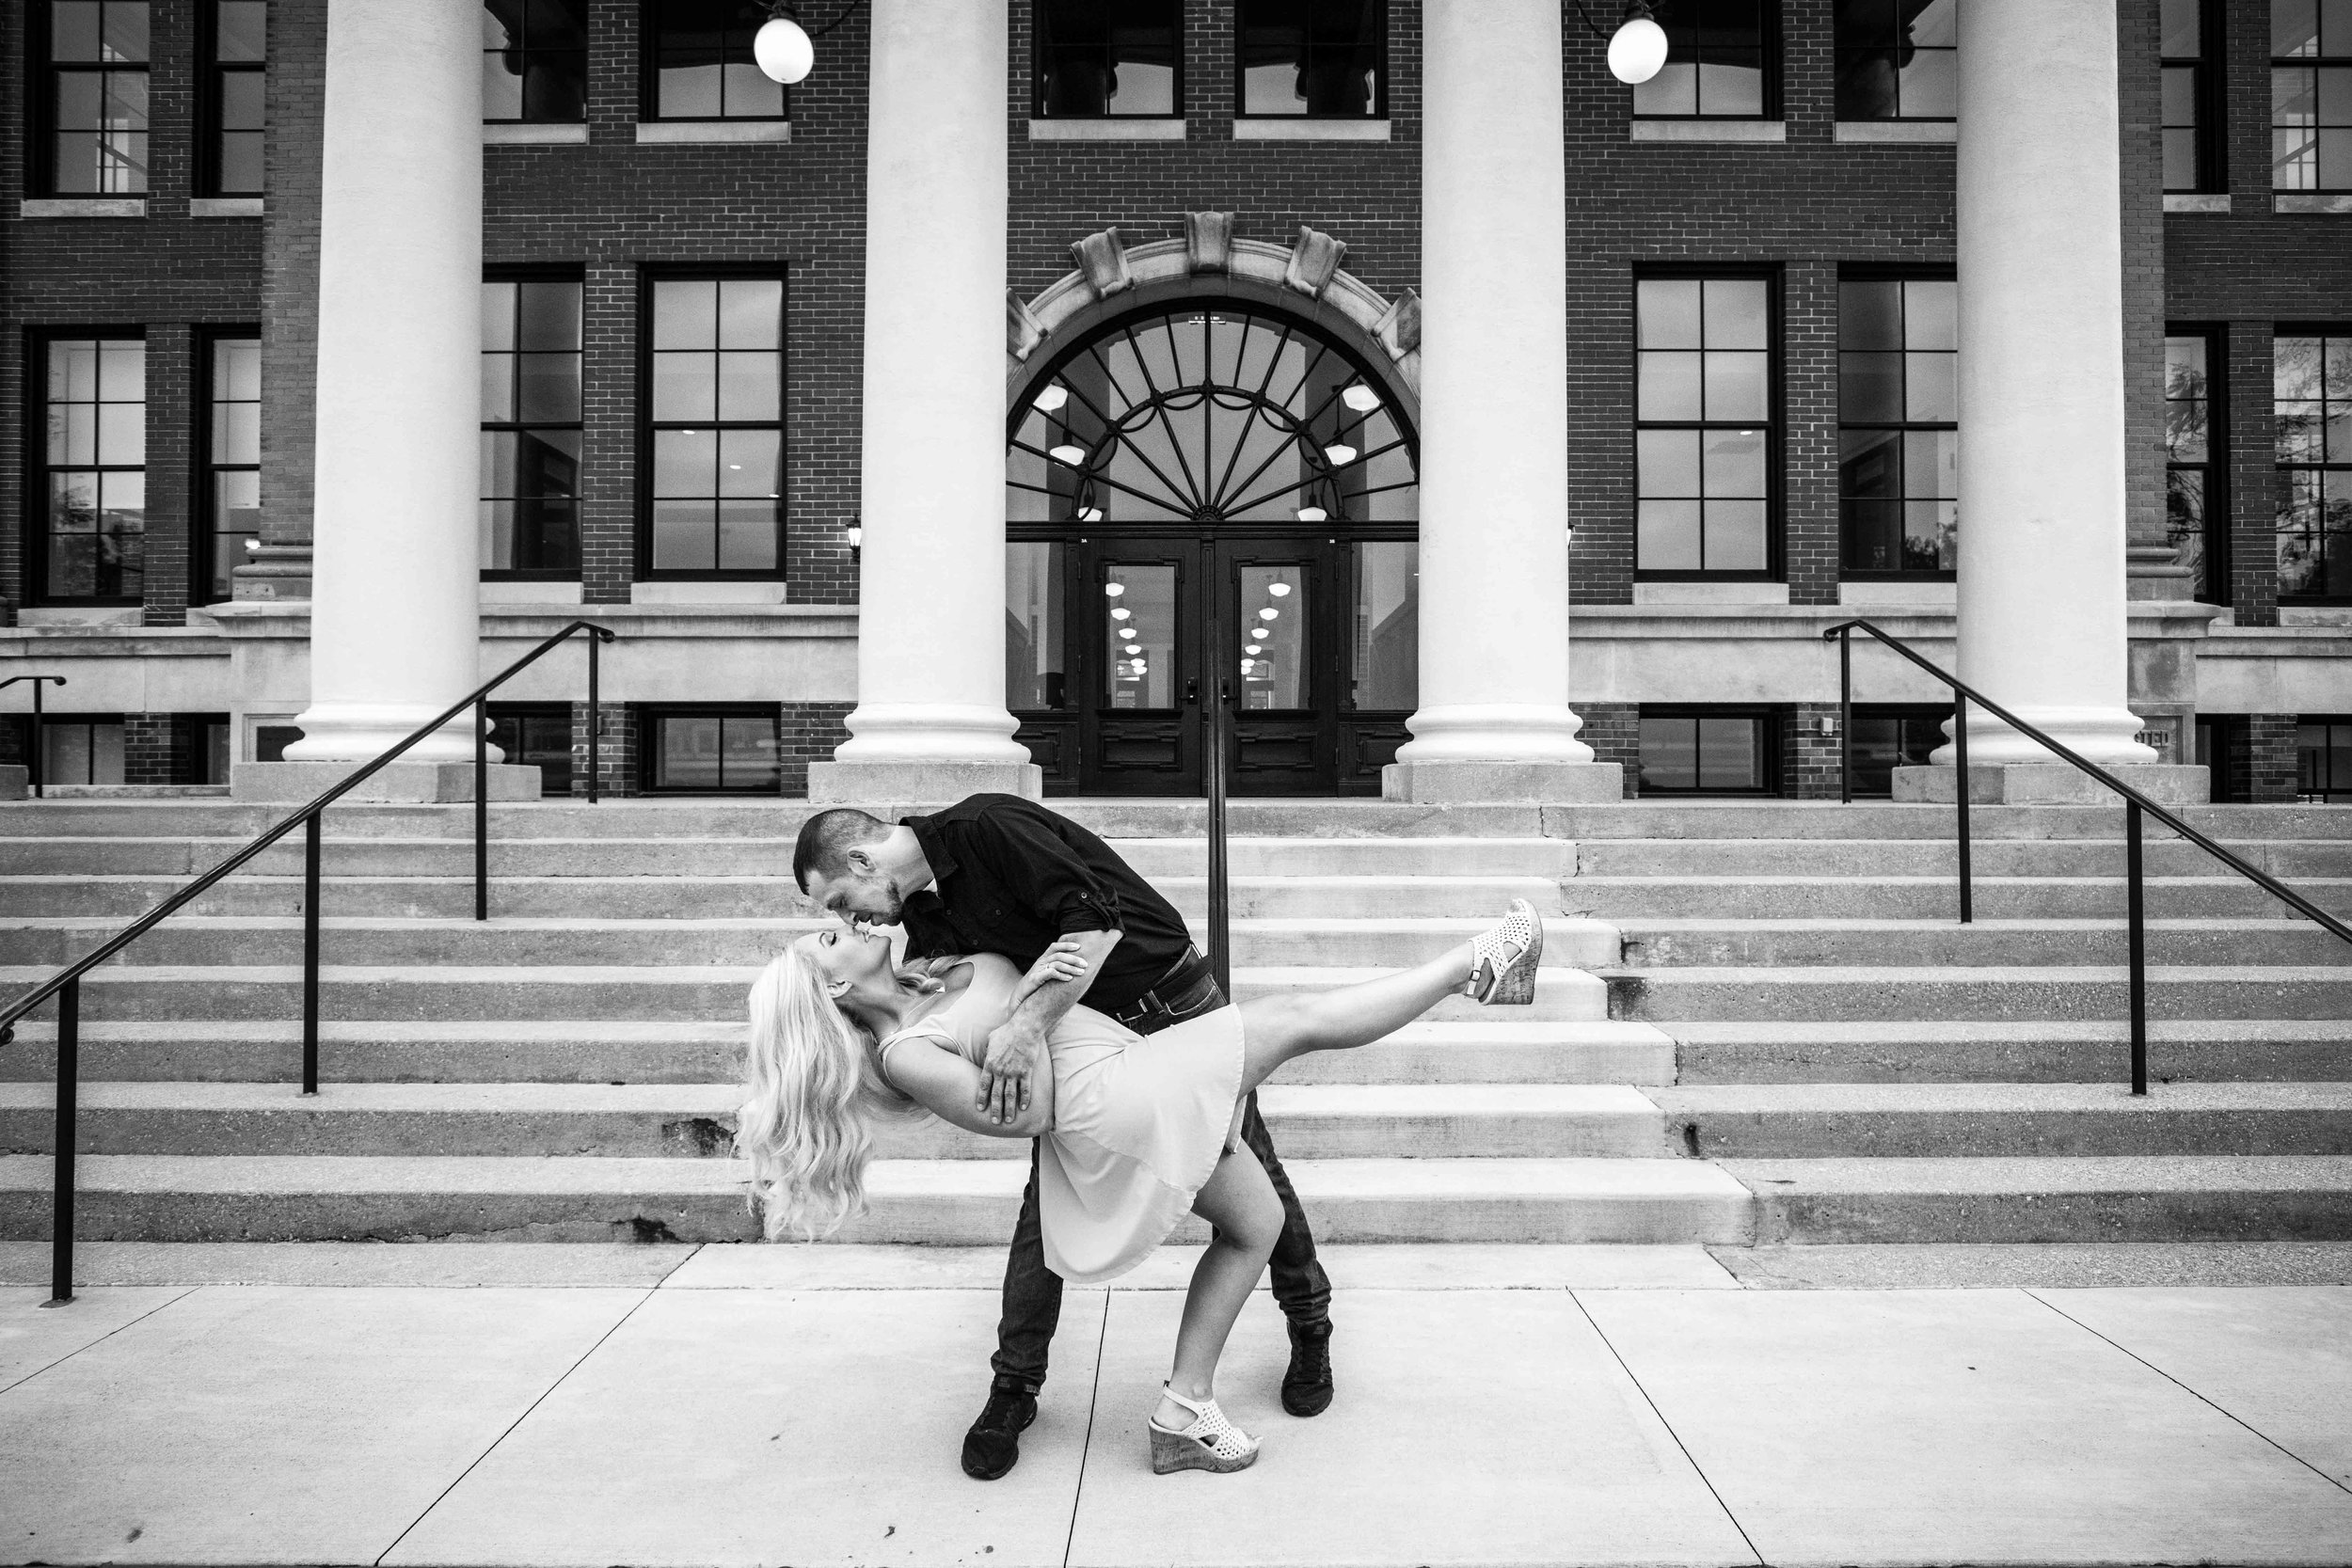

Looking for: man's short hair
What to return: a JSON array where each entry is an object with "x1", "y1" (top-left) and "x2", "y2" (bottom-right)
[{"x1": 793, "y1": 808, "x2": 891, "y2": 892}]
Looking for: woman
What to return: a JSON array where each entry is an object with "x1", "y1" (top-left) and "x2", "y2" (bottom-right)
[{"x1": 737, "y1": 899, "x2": 1544, "y2": 1475}]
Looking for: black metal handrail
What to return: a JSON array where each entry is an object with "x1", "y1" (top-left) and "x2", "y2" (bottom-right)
[
  {"x1": 1827, "y1": 617, "x2": 2352, "y2": 1097},
  {"x1": 0, "y1": 618, "x2": 616, "y2": 1306},
  {"x1": 3, "y1": 675, "x2": 70, "y2": 799}
]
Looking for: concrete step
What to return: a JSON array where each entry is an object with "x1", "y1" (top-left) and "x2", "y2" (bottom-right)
[
  {"x1": 1605, "y1": 965, "x2": 2352, "y2": 1023},
  {"x1": 1655, "y1": 1083, "x2": 2352, "y2": 1158},
  {"x1": 0, "y1": 1153, "x2": 1757, "y2": 1244},
  {"x1": 0, "y1": 963, "x2": 1614, "y2": 1025},
  {"x1": 0, "y1": 914, "x2": 1616, "y2": 972},
  {"x1": 1576, "y1": 838, "x2": 2352, "y2": 879},
  {"x1": 1666, "y1": 1019, "x2": 2352, "y2": 1085},
  {"x1": 1726, "y1": 1155, "x2": 2352, "y2": 1243},
  {"x1": 1567, "y1": 875, "x2": 2352, "y2": 922},
  {"x1": 1541, "y1": 802, "x2": 2352, "y2": 842},
  {"x1": 0, "y1": 1082, "x2": 1675, "y2": 1161},
  {"x1": 1613, "y1": 918, "x2": 2352, "y2": 970}
]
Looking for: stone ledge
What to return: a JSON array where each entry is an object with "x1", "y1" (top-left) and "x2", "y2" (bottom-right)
[
  {"x1": 1630, "y1": 119, "x2": 1787, "y2": 143},
  {"x1": 806, "y1": 760, "x2": 1042, "y2": 803},
  {"x1": 1383, "y1": 761, "x2": 1627, "y2": 804},
  {"x1": 19, "y1": 197, "x2": 146, "y2": 217},
  {"x1": 484, "y1": 122, "x2": 587, "y2": 145},
  {"x1": 230, "y1": 761, "x2": 545, "y2": 804},
  {"x1": 1026, "y1": 118, "x2": 1185, "y2": 140},
  {"x1": 1232, "y1": 117, "x2": 1391, "y2": 140},
  {"x1": 187, "y1": 197, "x2": 262, "y2": 217},
  {"x1": 1833, "y1": 120, "x2": 1955, "y2": 144},
  {"x1": 1892, "y1": 763, "x2": 2212, "y2": 807},
  {"x1": 634, "y1": 119, "x2": 791, "y2": 144}
]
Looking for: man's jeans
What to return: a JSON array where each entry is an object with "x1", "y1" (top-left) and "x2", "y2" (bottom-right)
[{"x1": 989, "y1": 978, "x2": 1331, "y2": 1393}]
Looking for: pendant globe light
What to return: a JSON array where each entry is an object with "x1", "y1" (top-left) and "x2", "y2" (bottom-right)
[
  {"x1": 754, "y1": 0, "x2": 869, "y2": 87},
  {"x1": 1577, "y1": 0, "x2": 1670, "y2": 87}
]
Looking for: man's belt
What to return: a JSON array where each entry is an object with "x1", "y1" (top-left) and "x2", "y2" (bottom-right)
[{"x1": 1105, "y1": 945, "x2": 1215, "y2": 1026}]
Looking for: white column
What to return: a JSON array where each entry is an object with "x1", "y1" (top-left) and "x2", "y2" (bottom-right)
[
  {"x1": 1384, "y1": 0, "x2": 1621, "y2": 803},
  {"x1": 1931, "y1": 0, "x2": 2167, "y2": 789},
  {"x1": 808, "y1": 0, "x2": 1038, "y2": 801},
  {"x1": 284, "y1": 0, "x2": 485, "y2": 767}
]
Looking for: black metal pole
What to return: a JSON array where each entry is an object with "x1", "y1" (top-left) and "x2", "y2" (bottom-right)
[
  {"x1": 1206, "y1": 678, "x2": 1232, "y2": 997},
  {"x1": 1838, "y1": 627, "x2": 1852, "y2": 805},
  {"x1": 586, "y1": 634, "x2": 602, "y2": 805},
  {"x1": 474, "y1": 698, "x2": 489, "y2": 922},
  {"x1": 2127, "y1": 799, "x2": 2149, "y2": 1096},
  {"x1": 302, "y1": 813, "x2": 322, "y2": 1096},
  {"x1": 46, "y1": 975, "x2": 78, "y2": 1307},
  {"x1": 31, "y1": 676, "x2": 46, "y2": 800},
  {"x1": 1952, "y1": 695, "x2": 1973, "y2": 925}
]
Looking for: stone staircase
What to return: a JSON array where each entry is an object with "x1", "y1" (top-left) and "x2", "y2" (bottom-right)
[{"x1": 1, "y1": 798, "x2": 2348, "y2": 1248}]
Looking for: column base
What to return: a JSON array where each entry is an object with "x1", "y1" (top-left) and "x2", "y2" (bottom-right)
[
  {"x1": 230, "y1": 760, "x2": 546, "y2": 803},
  {"x1": 804, "y1": 760, "x2": 1042, "y2": 804},
  {"x1": 0, "y1": 766, "x2": 25, "y2": 801},
  {"x1": 1381, "y1": 760, "x2": 1626, "y2": 803},
  {"x1": 1892, "y1": 763, "x2": 2211, "y2": 807}
]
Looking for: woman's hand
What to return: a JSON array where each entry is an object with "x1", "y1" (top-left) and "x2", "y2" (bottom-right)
[{"x1": 1012, "y1": 938, "x2": 1090, "y2": 1006}]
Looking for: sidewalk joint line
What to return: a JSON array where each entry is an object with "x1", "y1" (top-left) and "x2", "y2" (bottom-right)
[
  {"x1": 650, "y1": 1241, "x2": 707, "y2": 1287},
  {"x1": 0, "y1": 1284, "x2": 199, "y2": 1399},
  {"x1": 2024, "y1": 1288, "x2": 2352, "y2": 1498},
  {"x1": 372, "y1": 1283, "x2": 660, "y2": 1565},
  {"x1": 1568, "y1": 1290, "x2": 1768, "y2": 1567},
  {"x1": 1061, "y1": 1289, "x2": 1112, "y2": 1568}
]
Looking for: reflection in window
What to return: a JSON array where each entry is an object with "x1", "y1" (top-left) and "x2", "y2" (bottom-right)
[
  {"x1": 1839, "y1": 277, "x2": 1958, "y2": 576},
  {"x1": 2165, "y1": 334, "x2": 2224, "y2": 604},
  {"x1": 2303, "y1": 716, "x2": 2352, "y2": 800},
  {"x1": 206, "y1": 1, "x2": 264, "y2": 194},
  {"x1": 650, "y1": 0, "x2": 787, "y2": 119},
  {"x1": 2162, "y1": 0, "x2": 2209, "y2": 193},
  {"x1": 44, "y1": 0, "x2": 150, "y2": 195},
  {"x1": 1036, "y1": 0, "x2": 1179, "y2": 117},
  {"x1": 482, "y1": 278, "x2": 583, "y2": 575},
  {"x1": 1008, "y1": 543, "x2": 1069, "y2": 710},
  {"x1": 1848, "y1": 705, "x2": 1950, "y2": 798},
  {"x1": 1835, "y1": 0, "x2": 1955, "y2": 121},
  {"x1": 484, "y1": 0, "x2": 588, "y2": 123},
  {"x1": 42, "y1": 338, "x2": 145, "y2": 601},
  {"x1": 2273, "y1": 0, "x2": 2352, "y2": 201},
  {"x1": 1237, "y1": 0, "x2": 1382, "y2": 117},
  {"x1": 1639, "y1": 712, "x2": 1773, "y2": 795},
  {"x1": 487, "y1": 704, "x2": 575, "y2": 795},
  {"x1": 39, "y1": 719, "x2": 127, "y2": 786},
  {"x1": 1239, "y1": 566, "x2": 1306, "y2": 710},
  {"x1": 1636, "y1": 278, "x2": 1772, "y2": 574},
  {"x1": 647, "y1": 708, "x2": 780, "y2": 792},
  {"x1": 1348, "y1": 542, "x2": 1418, "y2": 711},
  {"x1": 201, "y1": 336, "x2": 260, "y2": 604},
  {"x1": 1104, "y1": 564, "x2": 1176, "y2": 709},
  {"x1": 2275, "y1": 332, "x2": 2352, "y2": 600},
  {"x1": 1633, "y1": 0, "x2": 1771, "y2": 119},
  {"x1": 648, "y1": 277, "x2": 785, "y2": 573}
]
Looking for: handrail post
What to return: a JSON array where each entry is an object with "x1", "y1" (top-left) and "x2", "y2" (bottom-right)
[
  {"x1": 302, "y1": 814, "x2": 322, "y2": 1096},
  {"x1": 1206, "y1": 678, "x2": 1232, "y2": 997},
  {"x1": 46, "y1": 975, "x2": 78, "y2": 1307},
  {"x1": 585, "y1": 631, "x2": 602, "y2": 805},
  {"x1": 474, "y1": 698, "x2": 489, "y2": 922},
  {"x1": 1838, "y1": 627, "x2": 1852, "y2": 805},
  {"x1": 32, "y1": 675, "x2": 48, "y2": 800},
  {"x1": 1951, "y1": 693, "x2": 1973, "y2": 925},
  {"x1": 2126, "y1": 799, "x2": 2149, "y2": 1096}
]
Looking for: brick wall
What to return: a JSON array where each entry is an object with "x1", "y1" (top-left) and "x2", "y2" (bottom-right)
[
  {"x1": 571, "y1": 701, "x2": 636, "y2": 798},
  {"x1": 2118, "y1": 0, "x2": 2170, "y2": 571},
  {"x1": 1782, "y1": 702, "x2": 1842, "y2": 799},
  {"x1": 122, "y1": 712, "x2": 178, "y2": 784},
  {"x1": 779, "y1": 700, "x2": 854, "y2": 799},
  {"x1": 249, "y1": 0, "x2": 326, "y2": 593},
  {"x1": 1577, "y1": 701, "x2": 1641, "y2": 800},
  {"x1": 2242, "y1": 713, "x2": 2301, "y2": 802}
]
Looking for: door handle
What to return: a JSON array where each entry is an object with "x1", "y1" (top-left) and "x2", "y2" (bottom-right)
[{"x1": 1184, "y1": 677, "x2": 1200, "y2": 707}]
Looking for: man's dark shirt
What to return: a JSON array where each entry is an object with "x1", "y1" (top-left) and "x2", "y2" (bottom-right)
[{"x1": 896, "y1": 794, "x2": 1194, "y2": 1015}]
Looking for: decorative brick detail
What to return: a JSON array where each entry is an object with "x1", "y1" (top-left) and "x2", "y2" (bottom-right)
[
  {"x1": 2242, "y1": 713, "x2": 2301, "y2": 803},
  {"x1": 141, "y1": 325, "x2": 196, "y2": 625},
  {"x1": 780, "y1": 701, "x2": 854, "y2": 799},
  {"x1": 571, "y1": 701, "x2": 637, "y2": 798},
  {"x1": 122, "y1": 713, "x2": 178, "y2": 784},
  {"x1": 1577, "y1": 702, "x2": 1642, "y2": 800},
  {"x1": 1783, "y1": 261, "x2": 1841, "y2": 606},
  {"x1": 579, "y1": 262, "x2": 639, "y2": 607},
  {"x1": 1782, "y1": 703, "x2": 1844, "y2": 800}
]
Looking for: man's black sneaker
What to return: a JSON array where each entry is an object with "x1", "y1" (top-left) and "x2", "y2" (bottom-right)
[
  {"x1": 961, "y1": 1374, "x2": 1039, "y2": 1480},
  {"x1": 1281, "y1": 1318, "x2": 1334, "y2": 1418}
]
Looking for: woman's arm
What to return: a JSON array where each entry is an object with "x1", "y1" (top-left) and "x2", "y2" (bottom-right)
[
  {"x1": 883, "y1": 1033, "x2": 1056, "y2": 1140},
  {"x1": 1010, "y1": 938, "x2": 1091, "y2": 1008}
]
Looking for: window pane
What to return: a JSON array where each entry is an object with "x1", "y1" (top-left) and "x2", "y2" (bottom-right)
[
  {"x1": 1349, "y1": 541, "x2": 1417, "y2": 710},
  {"x1": 1240, "y1": 0, "x2": 1381, "y2": 116},
  {"x1": 1902, "y1": 281, "x2": 1957, "y2": 350},
  {"x1": 1841, "y1": 427, "x2": 1901, "y2": 499},
  {"x1": 654, "y1": 280, "x2": 718, "y2": 349},
  {"x1": 1639, "y1": 717, "x2": 1699, "y2": 791},
  {"x1": 2277, "y1": 0, "x2": 2321, "y2": 56},
  {"x1": 218, "y1": 70, "x2": 262, "y2": 129},
  {"x1": 216, "y1": 128, "x2": 262, "y2": 192},
  {"x1": 1007, "y1": 542, "x2": 1068, "y2": 710},
  {"x1": 652, "y1": 352, "x2": 716, "y2": 422},
  {"x1": 1898, "y1": 47, "x2": 1956, "y2": 117},
  {"x1": 516, "y1": 281, "x2": 581, "y2": 350},
  {"x1": 1239, "y1": 565, "x2": 1306, "y2": 710},
  {"x1": 516, "y1": 353, "x2": 579, "y2": 422},
  {"x1": 1699, "y1": 58, "x2": 1764, "y2": 118},
  {"x1": 2162, "y1": 0, "x2": 2201, "y2": 57},
  {"x1": 1104, "y1": 563, "x2": 1175, "y2": 708},
  {"x1": 102, "y1": 1, "x2": 150, "y2": 60},
  {"x1": 1842, "y1": 353, "x2": 1905, "y2": 422},
  {"x1": 1905, "y1": 352, "x2": 1958, "y2": 421},
  {"x1": 2165, "y1": 126, "x2": 2201, "y2": 191},
  {"x1": 719, "y1": 715, "x2": 780, "y2": 790},
  {"x1": 1638, "y1": 428, "x2": 1702, "y2": 497},
  {"x1": 1704, "y1": 351, "x2": 1769, "y2": 422},
  {"x1": 716, "y1": 500, "x2": 775, "y2": 569},
  {"x1": 654, "y1": 428, "x2": 718, "y2": 496},
  {"x1": 716, "y1": 351, "x2": 779, "y2": 420},
  {"x1": 657, "y1": 715, "x2": 724, "y2": 789},
  {"x1": 717, "y1": 428, "x2": 779, "y2": 497},
  {"x1": 651, "y1": 499, "x2": 716, "y2": 570},
  {"x1": 660, "y1": 62, "x2": 723, "y2": 118},
  {"x1": 1638, "y1": 280, "x2": 1704, "y2": 350},
  {"x1": 1839, "y1": 281, "x2": 1903, "y2": 349},
  {"x1": 1638, "y1": 499, "x2": 1703, "y2": 569},
  {"x1": 215, "y1": 0, "x2": 265, "y2": 60},
  {"x1": 1038, "y1": 0, "x2": 1180, "y2": 117},
  {"x1": 1902, "y1": 428, "x2": 1958, "y2": 499},
  {"x1": 52, "y1": 2, "x2": 104, "y2": 59},
  {"x1": 1703, "y1": 500, "x2": 1767, "y2": 570},
  {"x1": 1702, "y1": 429, "x2": 1767, "y2": 497},
  {"x1": 1704, "y1": 280, "x2": 1770, "y2": 350},
  {"x1": 718, "y1": 278, "x2": 783, "y2": 348},
  {"x1": 1638, "y1": 351, "x2": 1704, "y2": 421},
  {"x1": 1695, "y1": 717, "x2": 1763, "y2": 790},
  {"x1": 1633, "y1": 61, "x2": 1699, "y2": 117}
]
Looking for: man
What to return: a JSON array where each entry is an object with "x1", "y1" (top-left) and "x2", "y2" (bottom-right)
[{"x1": 793, "y1": 795, "x2": 1334, "y2": 1481}]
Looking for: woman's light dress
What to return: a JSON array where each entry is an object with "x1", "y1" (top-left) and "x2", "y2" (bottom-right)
[{"x1": 876, "y1": 955, "x2": 1246, "y2": 1285}]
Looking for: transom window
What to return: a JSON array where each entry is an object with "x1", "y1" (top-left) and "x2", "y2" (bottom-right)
[
  {"x1": 203, "y1": 1, "x2": 264, "y2": 196},
  {"x1": 1838, "y1": 277, "x2": 1958, "y2": 577},
  {"x1": 482, "y1": 277, "x2": 583, "y2": 577},
  {"x1": 646, "y1": 277, "x2": 785, "y2": 575},
  {"x1": 485, "y1": 0, "x2": 589, "y2": 123},
  {"x1": 40, "y1": 0, "x2": 151, "y2": 196},
  {"x1": 1237, "y1": 0, "x2": 1384, "y2": 118},
  {"x1": 2273, "y1": 0, "x2": 2352, "y2": 206},
  {"x1": 200, "y1": 334, "x2": 261, "y2": 604},
  {"x1": 1633, "y1": 0, "x2": 1773, "y2": 119},
  {"x1": 2162, "y1": 0, "x2": 2213, "y2": 194},
  {"x1": 40, "y1": 336, "x2": 146, "y2": 602},
  {"x1": 1635, "y1": 277, "x2": 1773, "y2": 576},
  {"x1": 1009, "y1": 307, "x2": 1416, "y2": 527},
  {"x1": 2275, "y1": 331, "x2": 2352, "y2": 601},
  {"x1": 2165, "y1": 332, "x2": 2225, "y2": 605},
  {"x1": 647, "y1": 0, "x2": 787, "y2": 119},
  {"x1": 1835, "y1": 0, "x2": 1955, "y2": 122},
  {"x1": 1035, "y1": 0, "x2": 1180, "y2": 118}
]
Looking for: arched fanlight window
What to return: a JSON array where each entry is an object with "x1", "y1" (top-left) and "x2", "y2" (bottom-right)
[{"x1": 1008, "y1": 305, "x2": 1417, "y2": 526}]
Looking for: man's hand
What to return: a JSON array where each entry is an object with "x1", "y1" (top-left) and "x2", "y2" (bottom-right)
[{"x1": 977, "y1": 1019, "x2": 1044, "y2": 1126}]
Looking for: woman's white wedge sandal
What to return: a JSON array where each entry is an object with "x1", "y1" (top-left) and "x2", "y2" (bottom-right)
[
  {"x1": 1466, "y1": 897, "x2": 1544, "y2": 1006},
  {"x1": 1148, "y1": 1384, "x2": 1261, "y2": 1474}
]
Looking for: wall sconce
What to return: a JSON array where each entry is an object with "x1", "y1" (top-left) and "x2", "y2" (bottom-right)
[
  {"x1": 754, "y1": 0, "x2": 868, "y2": 86},
  {"x1": 1574, "y1": 0, "x2": 1670, "y2": 86},
  {"x1": 844, "y1": 518, "x2": 863, "y2": 563}
]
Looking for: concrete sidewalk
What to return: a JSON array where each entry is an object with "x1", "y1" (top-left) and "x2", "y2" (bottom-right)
[{"x1": 3, "y1": 1243, "x2": 2350, "y2": 1567}]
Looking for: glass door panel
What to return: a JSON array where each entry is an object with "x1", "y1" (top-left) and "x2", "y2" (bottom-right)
[
  {"x1": 1104, "y1": 562, "x2": 1178, "y2": 709},
  {"x1": 1083, "y1": 539, "x2": 1200, "y2": 794},
  {"x1": 1237, "y1": 564, "x2": 1307, "y2": 709},
  {"x1": 1218, "y1": 539, "x2": 1328, "y2": 795}
]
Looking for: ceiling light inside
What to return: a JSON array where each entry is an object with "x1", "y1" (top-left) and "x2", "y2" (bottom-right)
[
  {"x1": 1342, "y1": 384, "x2": 1381, "y2": 413},
  {"x1": 1049, "y1": 444, "x2": 1087, "y2": 466},
  {"x1": 1034, "y1": 385, "x2": 1070, "y2": 414}
]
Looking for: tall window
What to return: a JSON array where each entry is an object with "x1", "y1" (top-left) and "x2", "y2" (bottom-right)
[
  {"x1": 1835, "y1": 0, "x2": 1955, "y2": 121},
  {"x1": 646, "y1": 277, "x2": 784, "y2": 575},
  {"x1": 2162, "y1": 0, "x2": 2214, "y2": 194},
  {"x1": 39, "y1": 337, "x2": 146, "y2": 602},
  {"x1": 203, "y1": 1, "x2": 264, "y2": 196},
  {"x1": 2276, "y1": 331, "x2": 2352, "y2": 601},
  {"x1": 1035, "y1": 0, "x2": 1180, "y2": 118},
  {"x1": 2273, "y1": 0, "x2": 2352, "y2": 205},
  {"x1": 1633, "y1": 0, "x2": 1773, "y2": 119},
  {"x1": 40, "y1": 1, "x2": 151, "y2": 195},
  {"x1": 2165, "y1": 332, "x2": 2225, "y2": 604},
  {"x1": 482, "y1": 277, "x2": 583, "y2": 578},
  {"x1": 1839, "y1": 277, "x2": 1958, "y2": 577},
  {"x1": 484, "y1": 0, "x2": 588, "y2": 123},
  {"x1": 1007, "y1": 542, "x2": 1069, "y2": 712},
  {"x1": 200, "y1": 335, "x2": 261, "y2": 604},
  {"x1": 646, "y1": 0, "x2": 787, "y2": 120},
  {"x1": 1635, "y1": 277, "x2": 1773, "y2": 576},
  {"x1": 1237, "y1": 0, "x2": 1383, "y2": 118}
]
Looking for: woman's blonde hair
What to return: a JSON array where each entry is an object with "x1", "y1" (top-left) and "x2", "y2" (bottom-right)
[{"x1": 736, "y1": 941, "x2": 930, "y2": 1241}]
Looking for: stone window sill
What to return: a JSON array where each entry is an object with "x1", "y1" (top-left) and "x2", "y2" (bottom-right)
[
  {"x1": 480, "y1": 579, "x2": 582, "y2": 605},
  {"x1": 635, "y1": 120, "x2": 792, "y2": 145},
  {"x1": 20, "y1": 197, "x2": 145, "y2": 217},
  {"x1": 1834, "y1": 120, "x2": 1956, "y2": 144},
  {"x1": 1840, "y1": 579, "x2": 1958, "y2": 608},
  {"x1": 1630, "y1": 119, "x2": 1786, "y2": 143},
  {"x1": 1027, "y1": 118, "x2": 1186, "y2": 141},
  {"x1": 189, "y1": 197, "x2": 262, "y2": 216},
  {"x1": 1232, "y1": 117, "x2": 1391, "y2": 141},
  {"x1": 2164, "y1": 193, "x2": 2231, "y2": 213},
  {"x1": 2275, "y1": 193, "x2": 2352, "y2": 214},
  {"x1": 485, "y1": 122, "x2": 588, "y2": 145},
  {"x1": 631, "y1": 580, "x2": 789, "y2": 605},
  {"x1": 1633, "y1": 581, "x2": 1791, "y2": 606}
]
